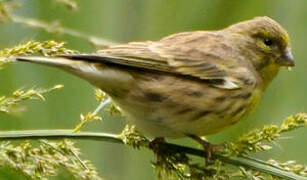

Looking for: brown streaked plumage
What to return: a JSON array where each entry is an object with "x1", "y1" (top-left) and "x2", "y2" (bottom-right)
[{"x1": 15, "y1": 17, "x2": 294, "y2": 158}]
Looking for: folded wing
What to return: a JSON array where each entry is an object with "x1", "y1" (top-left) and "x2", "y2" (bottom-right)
[{"x1": 60, "y1": 31, "x2": 255, "y2": 89}]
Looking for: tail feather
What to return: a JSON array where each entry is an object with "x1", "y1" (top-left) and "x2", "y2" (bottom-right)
[
  {"x1": 15, "y1": 56, "x2": 77, "y2": 69},
  {"x1": 15, "y1": 56, "x2": 134, "y2": 96}
]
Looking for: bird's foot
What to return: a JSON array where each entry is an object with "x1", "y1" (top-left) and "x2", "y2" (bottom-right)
[
  {"x1": 149, "y1": 137, "x2": 166, "y2": 153},
  {"x1": 187, "y1": 134, "x2": 224, "y2": 165}
]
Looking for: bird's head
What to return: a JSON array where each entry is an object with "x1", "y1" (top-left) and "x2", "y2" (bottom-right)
[{"x1": 226, "y1": 16, "x2": 294, "y2": 88}]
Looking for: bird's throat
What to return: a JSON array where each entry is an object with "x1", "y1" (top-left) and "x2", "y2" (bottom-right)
[{"x1": 260, "y1": 63, "x2": 280, "y2": 90}]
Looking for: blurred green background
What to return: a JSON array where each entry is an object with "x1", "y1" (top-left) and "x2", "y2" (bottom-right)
[{"x1": 0, "y1": 0, "x2": 306, "y2": 179}]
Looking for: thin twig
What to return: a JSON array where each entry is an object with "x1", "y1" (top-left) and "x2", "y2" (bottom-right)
[
  {"x1": 0, "y1": 130, "x2": 305, "y2": 180},
  {"x1": 11, "y1": 15, "x2": 117, "y2": 48},
  {"x1": 73, "y1": 97, "x2": 111, "y2": 132},
  {"x1": 94, "y1": 97, "x2": 111, "y2": 114}
]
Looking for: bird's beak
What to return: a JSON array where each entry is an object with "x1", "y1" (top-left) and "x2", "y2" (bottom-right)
[{"x1": 277, "y1": 48, "x2": 295, "y2": 67}]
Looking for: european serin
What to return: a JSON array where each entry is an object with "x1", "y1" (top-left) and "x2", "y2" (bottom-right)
[{"x1": 16, "y1": 16, "x2": 294, "y2": 160}]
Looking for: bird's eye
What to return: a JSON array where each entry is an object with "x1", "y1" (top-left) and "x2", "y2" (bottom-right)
[{"x1": 263, "y1": 38, "x2": 273, "y2": 46}]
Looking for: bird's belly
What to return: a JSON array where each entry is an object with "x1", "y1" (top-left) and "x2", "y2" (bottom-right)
[
  {"x1": 108, "y1": 72, "x2": 259, "y2": 138},
  {"x1": 112, "y1": 94, "x2": 254, "y2": 138},
  {"x1": 124, "y1": 113, "x2": 236, "y2": 138}
]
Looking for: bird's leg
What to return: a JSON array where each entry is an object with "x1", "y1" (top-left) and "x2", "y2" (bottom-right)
[
  {"x1": 149, "y1": 137, "x2": 166, "y2": 152},
  {"x1": 187, "y1": 134, "x2": 222, "y2": 165}
]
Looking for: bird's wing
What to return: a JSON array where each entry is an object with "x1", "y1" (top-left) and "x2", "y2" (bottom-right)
[{"x1": 60, "y1": 32, "x2": 253, "y2": 89}]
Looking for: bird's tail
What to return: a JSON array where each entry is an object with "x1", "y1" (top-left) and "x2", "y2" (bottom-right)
[
  {"x1": 15, "y1": 56, "x2": 133, "y2": 96},
  {"x1": 15, "y1": 56, "x2": 79, "y2": 70}
]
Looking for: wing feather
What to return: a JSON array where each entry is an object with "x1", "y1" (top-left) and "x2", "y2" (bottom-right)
[{"x1": 60, "y1": 32, "x2": 256, "y2": 89}]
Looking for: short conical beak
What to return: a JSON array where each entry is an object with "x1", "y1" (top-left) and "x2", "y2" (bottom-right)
[{"x1": 278, "y1": 49, "x2": 295, "y2": 67}]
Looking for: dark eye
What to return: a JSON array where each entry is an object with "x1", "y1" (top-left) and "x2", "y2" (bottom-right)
[{"x1": 264, "y1": 38, "x2": 273, "y2": 46}]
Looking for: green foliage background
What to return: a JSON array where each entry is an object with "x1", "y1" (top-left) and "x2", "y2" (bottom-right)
[{"x1": 0, "y1": 0, "x2": 306, "y2": 179}]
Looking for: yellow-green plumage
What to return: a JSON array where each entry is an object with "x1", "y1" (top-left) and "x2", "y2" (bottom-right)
[{"x1": 16, "y1": 16, "x2": 294, "y2": 138}]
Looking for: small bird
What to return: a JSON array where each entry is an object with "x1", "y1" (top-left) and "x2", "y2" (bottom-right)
[{"x1": 16, "y1": 16, "x2": 294, "y2": 160}]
